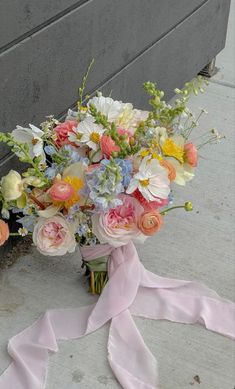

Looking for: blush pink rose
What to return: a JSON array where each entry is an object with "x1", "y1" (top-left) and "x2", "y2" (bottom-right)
[
  {"x1": 54, "y1": 120, "x2": 77, "y2": 148},
  {"x1": 92, "y1": 194, "x2": 145, "y2": 247},
  {"x1": 33, "y1": 215, "x2": 76, "y2": 256},
  {"x1": 100, "y1": 135, "x2": 120, "y2": 158},
  {"x1": 49, "y1": 180, "x2": 74, "y2": 202},
  {"x1": 184, "y1": 143, "x2": 198, "y2": 167},
  {"x1": 0, "y1": 220, "x2": 10, "y2": 246}
]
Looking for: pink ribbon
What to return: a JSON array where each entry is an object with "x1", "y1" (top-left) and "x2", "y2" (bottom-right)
[{"x1": 0, "y1": 242, "x2": 234, "y2": 388}]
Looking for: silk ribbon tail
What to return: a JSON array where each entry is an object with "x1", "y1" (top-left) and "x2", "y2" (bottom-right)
[
  {"x1": 0, "y1": 305, "x2": 97, "y2": 389},
  {"x1": 108, "y1": 309, "x2": 159, "y2": 389},
  {"x1": 131, "y1": 272, "x2": 235, "y2": 338}
]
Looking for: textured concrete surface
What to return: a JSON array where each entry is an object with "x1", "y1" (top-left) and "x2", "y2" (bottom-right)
[{"x1": 0, "y1": 4, "x2": 235, "y2": 389}]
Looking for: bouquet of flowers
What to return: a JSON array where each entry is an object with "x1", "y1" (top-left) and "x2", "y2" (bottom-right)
[
  {"x1": 0, "y1": 69, "x2": 223, "y2": 293},
  {"x1": 1, "y1": 68, "x2": 234, "y2": 389}
]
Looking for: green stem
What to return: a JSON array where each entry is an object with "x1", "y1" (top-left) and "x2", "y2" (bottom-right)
[
  {"x1": 160, "y1": 205, "x2": 185, "y2": 214},
  {"x1": 10, "y1": 233, "x2": 32, "y2": 236}
]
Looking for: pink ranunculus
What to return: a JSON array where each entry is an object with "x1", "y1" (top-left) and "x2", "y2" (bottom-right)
[
  {"x1": 184, "y1": 143, "x2": 198, "y2": 167},
  {"x1": 92, "y1": 194, "x2": 145, "y2": 247},
  {"x1": 49, "y1": 180, "x2": 74, "y2": 202},
  {"x1": 33, "y1": 215, "x2": 76, "y2": 256},
  {"x1": 54, "y1": 120, "x2": 77, "y2": 148},
  {"x1": 100, "y1": 135, "x2": 120, "y2": 158}
]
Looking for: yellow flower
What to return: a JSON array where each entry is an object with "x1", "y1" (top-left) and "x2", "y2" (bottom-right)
[
  {"x1": 162, "y1": 139, "x2": 184, "y2": 163},
  {"x1": 63, "y1": 176, "x2": 84, "y2": 209}
]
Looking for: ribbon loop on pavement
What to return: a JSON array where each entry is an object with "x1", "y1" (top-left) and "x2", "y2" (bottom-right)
[{"x1": 0, "y1": 242, "x2": 234, "y2": 389}]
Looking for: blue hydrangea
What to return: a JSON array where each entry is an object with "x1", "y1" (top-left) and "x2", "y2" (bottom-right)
[
  {"x1": 113, "y1": 158, "x2": 132, "y2": 187},
  {"x1": 86, "y1": 159, "x2": 124, "y2": 211}
]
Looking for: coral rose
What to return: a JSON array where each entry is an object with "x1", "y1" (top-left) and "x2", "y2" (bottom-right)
[
  {"x1": 92, "y1": 194, "x2": 145, "y2": 247},
  {"x1": 184, "y1": 143, "x2": 198, "y2": 167},
  {"x1": 160, "y1": 159, "x2": 176, "y2": 181},
  {"x1": 33, "y1": 215, "x2": 76, "y2": 256},
  {"x1": 100, "y1": 135, "x2": 120, "y2": 158},
  {"x1": 54, "y1": 120, "x2": 77, "y2": 148},
  {"x1": 138, "y1": 210, "x2": 163, "y2": 236},
  {"x1": 0, "y1": 220, "x2": 10, "y2": 246}
]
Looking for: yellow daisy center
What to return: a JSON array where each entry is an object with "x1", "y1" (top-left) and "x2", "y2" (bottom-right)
[
  {"x1": 63, "y1": 176, "x2": 84, "y2": 209},
  {"x1": 162, "y1": 139, "x2": 184, "y2": 163},
  {"x1": 90, "y1": 132, "x2": 100, "y2": 144},
  {"x1": 139, "y1": 179, "x2": 150, "y2": 187}
]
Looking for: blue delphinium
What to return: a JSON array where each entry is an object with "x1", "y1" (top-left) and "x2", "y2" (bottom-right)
[
  {"x1": 44, "y1": 145, "x2": 56, "y2": 156},
  {"x1": 60, "y1": 145, "x2": 89, "y2": 165},
  {"x1": 45, "y1": 163, "x2": 60, "y2": 179},
  {"x1": 86, "y1": 159, "x2": 124, "y2": 211}
]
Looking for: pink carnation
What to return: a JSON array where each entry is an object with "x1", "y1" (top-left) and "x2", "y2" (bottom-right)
[
  {"x1": 92, "y1": 194, "x2": 145, "y2": 247},
  {"x1": 132, "y1": 189, "x2": 168, "y2": 210},
  {"x1": 100, "y1": 135, "x2": 120, "y2": 158},
  {"x1": 184, "y1": 143, "x2": 198, "y2": 167},
  {"x1": 54, "y1": 121, "x2": 77, "y2": 148}
]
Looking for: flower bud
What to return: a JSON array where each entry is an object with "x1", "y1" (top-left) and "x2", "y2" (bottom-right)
[{"x1": 184, "y1": 201, "x2": 193, "y2": 211}]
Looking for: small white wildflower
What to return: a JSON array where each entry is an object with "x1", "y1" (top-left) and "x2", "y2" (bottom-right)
[{"x1": 18, "y1": 227, "x2": 28, "y2": 237}]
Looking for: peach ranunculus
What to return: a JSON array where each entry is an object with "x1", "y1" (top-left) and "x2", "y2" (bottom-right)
[
  {"x1": 184, "y1": 143, "x2": 198, "y2": 167},
  {"x1": 138, "y1": 210, "x2": 163, "y2": 236},
  {"x1": 49, "y1": 180, "x2": 74, "y2": 202},
  {"x1": 54, "y1": 120, "x2": 77, "y2": 148},
  {"x1": 33, "y1": 215, "x2": 76, "y2": 256},
  {"x1": 92, "y1": 194, "x2": 145, "y2": 247},
  {"x1": 100, "y1": 135, "x2": 120, "y2": 158},
  {"x1": 160, "y1": 159, "x2": 176, "y2": 181},
  {"x1": 0, "y1": 220, "x2": 10, "y2": 246}
]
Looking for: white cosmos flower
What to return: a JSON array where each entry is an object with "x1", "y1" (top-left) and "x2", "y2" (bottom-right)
[
  {"x1": 11, "y1": 124, "x2": 45, "y2": 162},
  {"x1": 69, "y1": 117, "x2": 105, "y2": 151},
  {"x1": 126, "y1": 157, "x2": 170, "y2": 201},
  {"x1": 88, "y1": 95, "x2": 133, "y2": 122}
]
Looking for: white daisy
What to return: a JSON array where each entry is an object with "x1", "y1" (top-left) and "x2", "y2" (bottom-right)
[
  {"x1": 11, "y1": 124, "x2": 45, "y2": 162},
  {"x1": 88, "y1": 95, "x2": 133, "y2": 122},
  {"x1": 69, "y1": 117, "x2": 105, "y2": 151},
  {"x1": 126, "y1": 157, "x2": 170, "y2": 201}
]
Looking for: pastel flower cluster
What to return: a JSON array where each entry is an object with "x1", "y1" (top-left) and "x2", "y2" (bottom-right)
[{"x1": 0, "y1": 75, "x2": 222, "y2": 255}]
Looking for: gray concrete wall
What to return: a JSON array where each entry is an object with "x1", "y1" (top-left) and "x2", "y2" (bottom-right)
[{"x1": 0, "y1": 0, "x2": 231, "y2": 256}]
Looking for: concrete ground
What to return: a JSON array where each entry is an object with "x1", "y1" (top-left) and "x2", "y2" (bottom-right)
[{"x1": 0, "y1": 4, "x2": 234, "y2": 389}]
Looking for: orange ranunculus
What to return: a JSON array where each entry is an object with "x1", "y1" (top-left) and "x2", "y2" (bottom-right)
[
  {"x1": 0, "y1": 220, "x2": 10, "y2": 246},
  {"x1": 160, "y1": 159, "x2": 176, "y2": 181},
  {"x1": 184, "y1": 143, "x2": 198, "y2": 167},
  {"x1": 138, "y1": 210, "x2": 163, "y2": 236}
]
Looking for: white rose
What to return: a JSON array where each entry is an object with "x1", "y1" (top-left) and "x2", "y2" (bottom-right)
[{"x1": 33, "y1": 215, "x2": 76, "y2": 256}]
